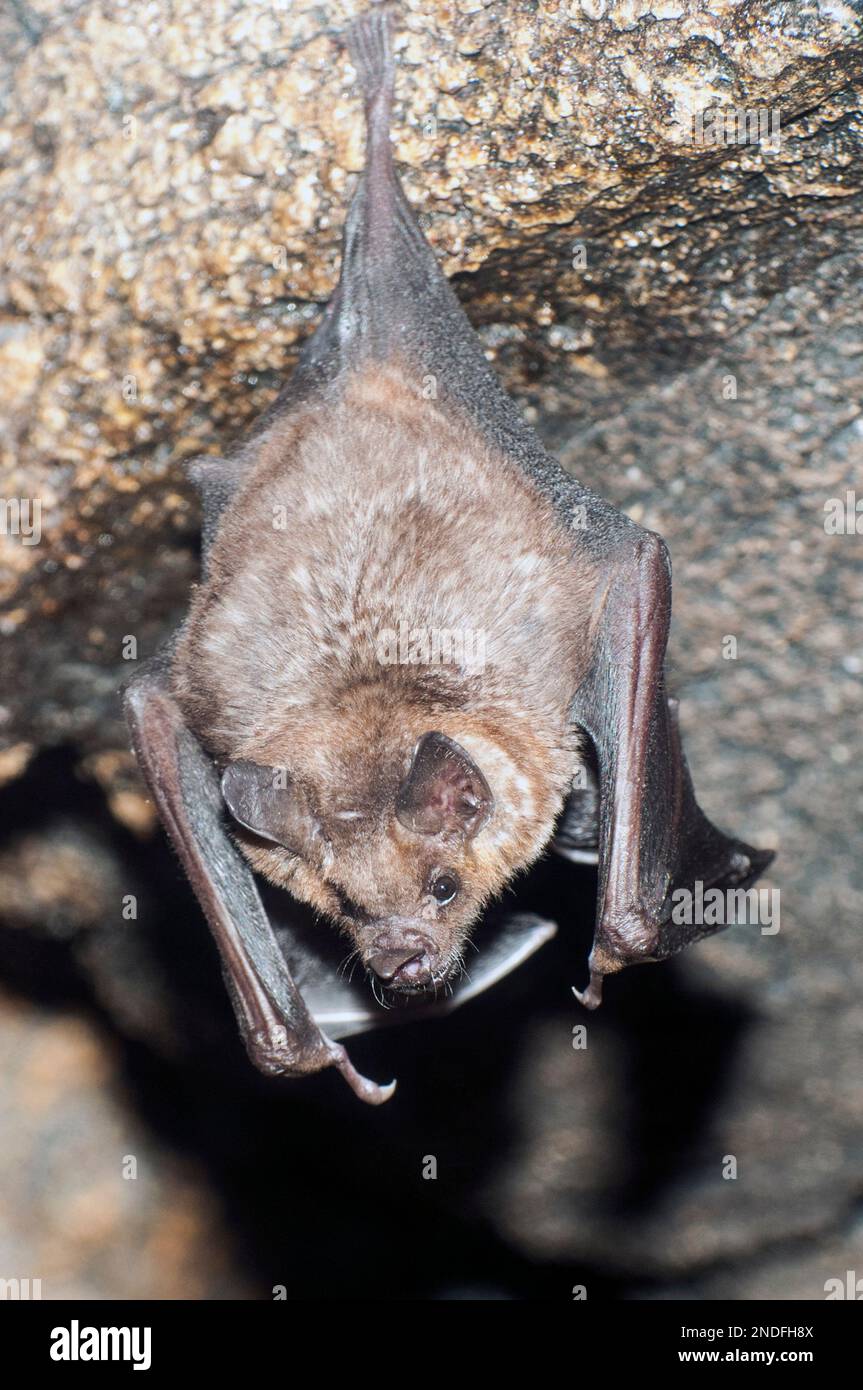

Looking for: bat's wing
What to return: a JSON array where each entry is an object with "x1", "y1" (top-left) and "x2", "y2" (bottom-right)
[
  {"x1": 123, "y1": 663, "x2": 395, "y2": 1103},
  {"x1": 566, "y1": 535, "x2": 774, "y2": 1007}
]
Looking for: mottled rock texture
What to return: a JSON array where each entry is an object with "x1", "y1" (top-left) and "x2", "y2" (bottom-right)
[
  {"x1": 0, "y1": 0, "x2": 861, "y2": 1299},
  {"x1": 0, "y1": 989, "x2": 248, "y2": 1299}
]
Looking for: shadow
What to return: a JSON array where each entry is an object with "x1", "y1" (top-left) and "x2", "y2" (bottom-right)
[{"x1": 607, "y1": 963, "x2": 755, "y2": 1217}]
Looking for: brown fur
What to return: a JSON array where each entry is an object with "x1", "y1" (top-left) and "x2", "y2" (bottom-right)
[{"x1": 172, "y1": 362, "x2": 594, "y2": 984}]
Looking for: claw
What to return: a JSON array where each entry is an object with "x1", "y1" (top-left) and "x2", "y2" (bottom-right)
[
  {"x1": 572, "y1": 968, "x2": 604, "y2": 1010},
  {"x1": 327, "y1": 1038, "x2": 397, "y2": 1105}
]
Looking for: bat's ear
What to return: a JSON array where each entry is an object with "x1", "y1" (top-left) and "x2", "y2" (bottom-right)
[
  {"x1": 221, "y1": 760, "x2": 320, "y2": 856},
  {"x1": 396, "y1": 732, "x2": 493, "y2": 838}
]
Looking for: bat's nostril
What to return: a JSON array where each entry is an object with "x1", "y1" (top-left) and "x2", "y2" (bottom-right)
[{"x1": 367, "y1": 947, "x2": 428, "y2": 983}]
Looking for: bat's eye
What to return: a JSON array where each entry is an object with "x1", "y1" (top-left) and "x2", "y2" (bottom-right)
[{"x1": 430, "y1": 871, "x2": 460, "y2": 905}]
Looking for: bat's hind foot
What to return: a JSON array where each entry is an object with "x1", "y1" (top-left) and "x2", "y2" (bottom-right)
[{"x1": 346, "y1": 6, "x2": 395, "y2": 112}]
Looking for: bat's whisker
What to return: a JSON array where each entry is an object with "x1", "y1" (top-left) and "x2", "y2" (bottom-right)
[{"x1": 338, "y1": 947, "x2": 361, "y2": 981}]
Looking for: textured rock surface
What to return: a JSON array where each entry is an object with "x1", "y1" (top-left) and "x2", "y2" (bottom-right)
[
  {"x1": 1, "y1": 0, "x2": 860, "y2": 748},
  {"x1": 0, "y1": 989, "x2": 248, "y2": 1299},
  {"x1": 0, "y1": 0, "x2": 861, "y2": 1300}
]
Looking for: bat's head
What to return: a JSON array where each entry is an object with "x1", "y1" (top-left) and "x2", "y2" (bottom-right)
[{"x1": 220, "y1": 713, "x2": 565, "y2": 997}]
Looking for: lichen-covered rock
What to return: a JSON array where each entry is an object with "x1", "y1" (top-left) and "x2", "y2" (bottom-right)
[{"x1": 1, "y1": 0, "x2": 860, "y2": 752}]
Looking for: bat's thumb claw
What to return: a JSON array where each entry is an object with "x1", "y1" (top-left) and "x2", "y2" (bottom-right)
[
  {"x1": 344, "y1": 1068, "x2": 397, "y2": 1106},
  {"x1": 326, "y1": 1038, "x2": 397, "y2": 1104},
  {"x1": 369, "y1": 1078, "x2": 398, "y2": 1105},
  {"x1": 572, "y1": 969, "x2": 604, "y2": 1010}
]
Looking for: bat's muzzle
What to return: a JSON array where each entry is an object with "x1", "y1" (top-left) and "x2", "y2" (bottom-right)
[
  {"x1": 367, "y1": 945, "x2": 432, "y2": 988},
  {"x1": 364, "y1": 927, "x2": 441, "y2": 993}
]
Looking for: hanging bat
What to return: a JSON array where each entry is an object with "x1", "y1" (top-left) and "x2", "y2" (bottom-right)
[{"x1": 124, "y1": 6, "x2": 773, "y2": 1104}]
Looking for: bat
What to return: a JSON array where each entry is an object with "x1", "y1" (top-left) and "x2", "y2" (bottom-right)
[{"x1": 124, "y1": 6, "x2": 774, "y2": 1104}]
